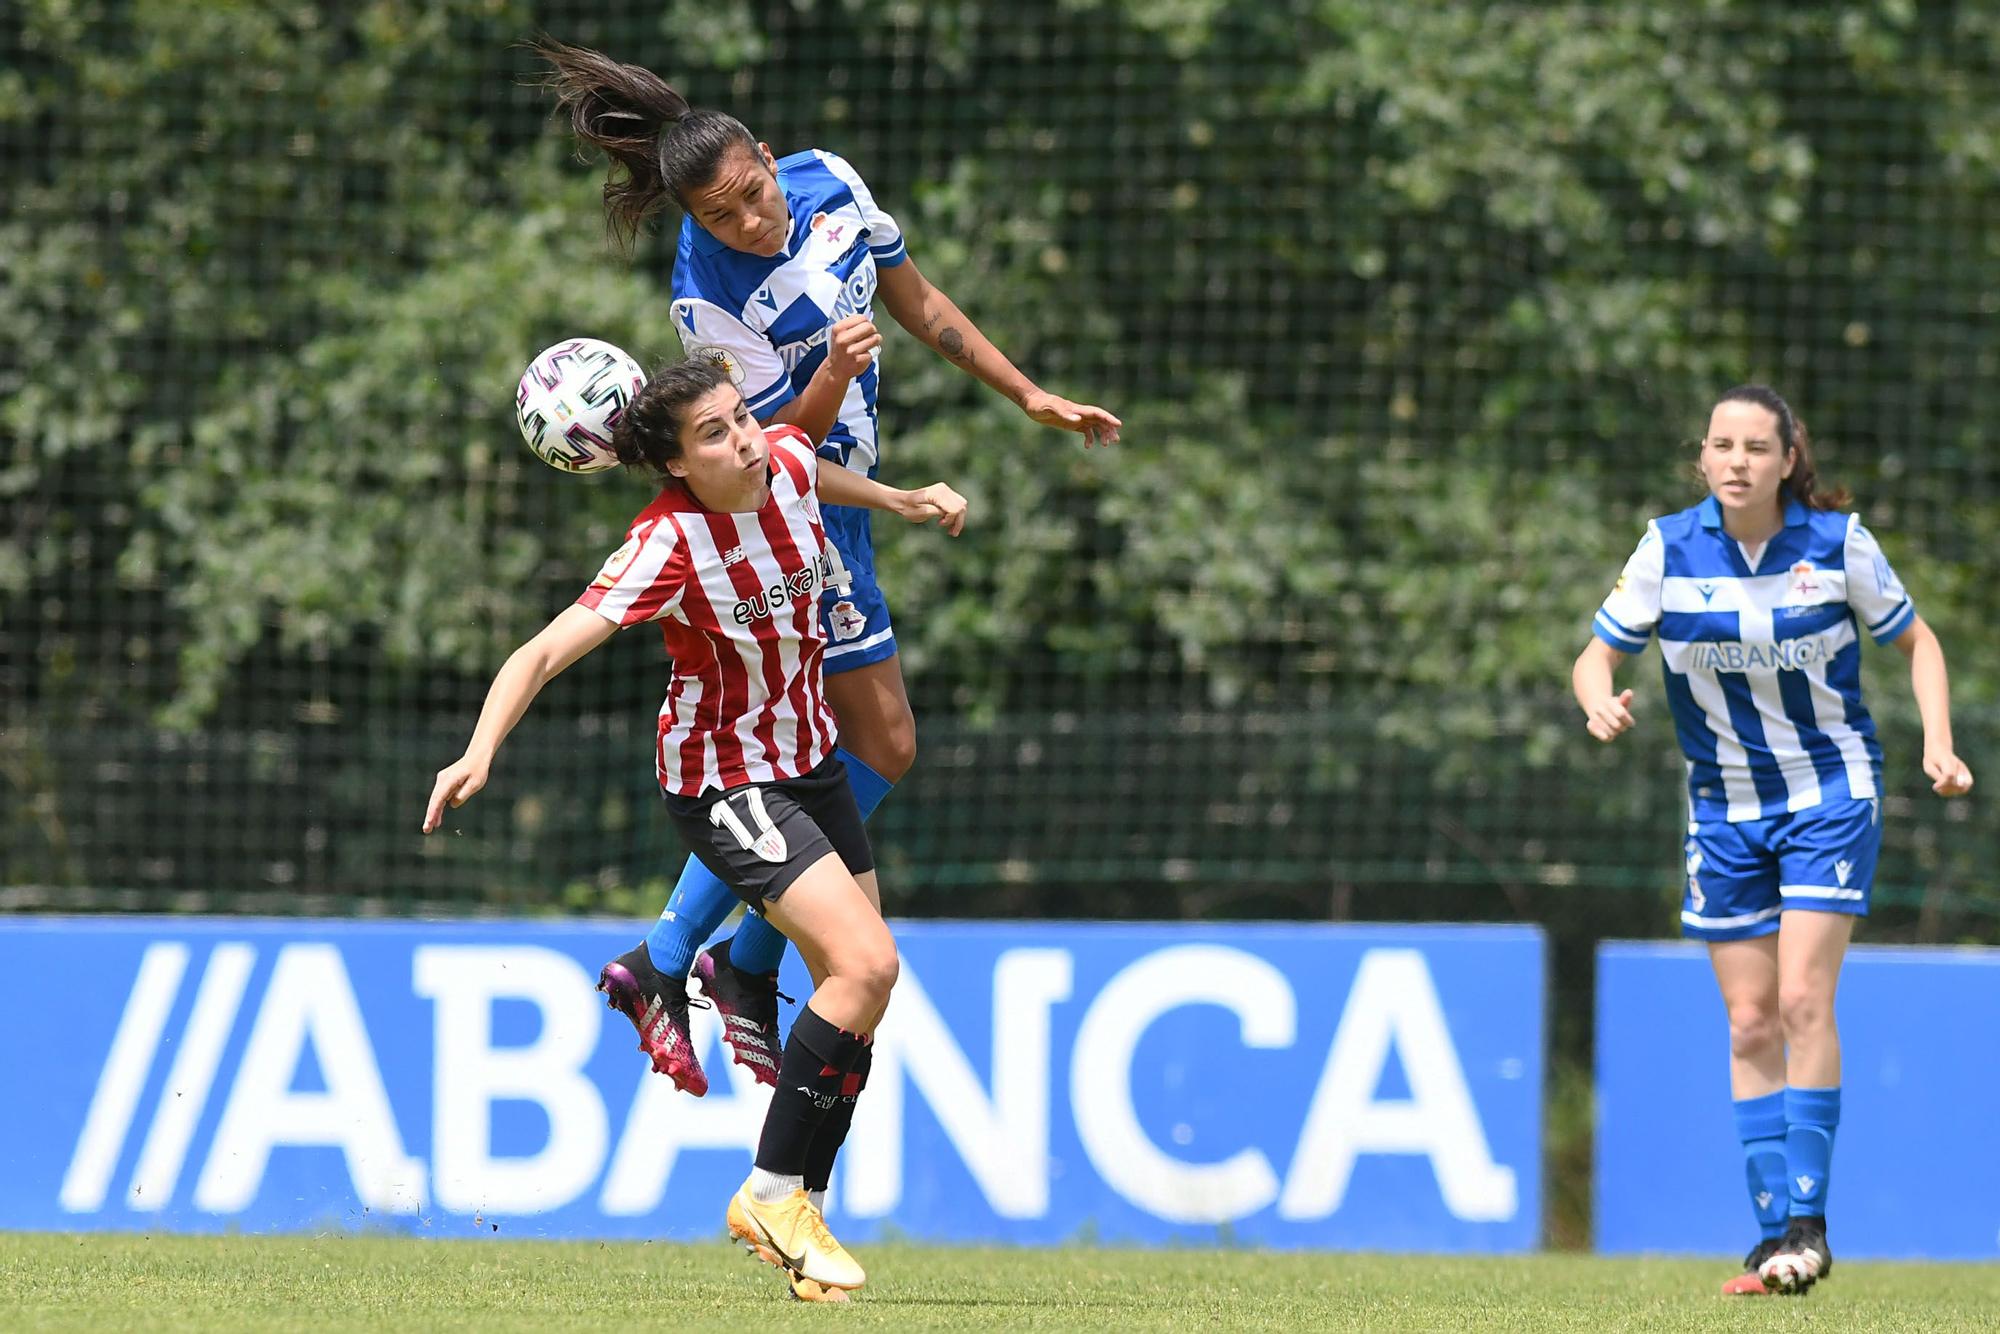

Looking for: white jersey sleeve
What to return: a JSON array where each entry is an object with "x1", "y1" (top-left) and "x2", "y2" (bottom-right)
[
  {"x1": 1843, "y1": 514, "x2": 1917, "y2": 644},
  {"x1": 577, "y1": 516, "x2": 689, "y2": 627},
  {"x1": 814, "y1": 150, "x2": 907, "y2": 267},
  {"x1": 1593, "y1": 522, "x2": 1665, "y2": 654},
  {"x1": 670, "y1": 296, "x2": 794, "y2": 418}
]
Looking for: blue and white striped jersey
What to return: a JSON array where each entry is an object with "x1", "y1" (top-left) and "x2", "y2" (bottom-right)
[
  {"x1": 670, "y1": 150, "x2": 907, "y2": 479},
  {"x1": 1594, "y1": 497, "x2": 1917, "y2": 823}
]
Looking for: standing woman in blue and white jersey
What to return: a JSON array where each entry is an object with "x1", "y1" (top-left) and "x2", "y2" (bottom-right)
[
  {"x1": 1571, "y1": 385, "x2": 1973, "y2": 1298},
  {"x1": 533, "y1": 40, "x2": 1120, "y2": 1094}
]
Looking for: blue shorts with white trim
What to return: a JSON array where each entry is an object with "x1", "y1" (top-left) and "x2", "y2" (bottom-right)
[
  {"x1": 1679, "y1": 797, "x2": 1881, "y2": 941},
  {"x1": 818, "y1": 501, "x2": 897, "y2": 676}
]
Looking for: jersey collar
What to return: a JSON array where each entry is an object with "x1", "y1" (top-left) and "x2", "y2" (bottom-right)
[{"x1": 1697, "y1": 496, "x2": 1809, "y2": 530}]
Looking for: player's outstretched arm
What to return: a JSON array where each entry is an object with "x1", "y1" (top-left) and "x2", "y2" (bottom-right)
[
  {"x1": 1572, "y1": 638, "x2": 1636, "y2": 743},
  {"x1": 875, "y1": 257, "x2": 1121, "y2": 448},
  {"x1": 1891, "y1": 615, "x2": 1974, "y2": 796},
  {"x1": 815, "y1": 464, "x2": 967, "y2": 537},
  {"x1": 422, "y1": 605, "x2": 618, "y2": 832}
]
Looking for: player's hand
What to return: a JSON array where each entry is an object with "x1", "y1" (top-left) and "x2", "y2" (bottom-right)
[
  {"x1": 1583, "y1": 689, "x2": 1636, "y2": 743},
  {"x1": 823, "y1": 316, "x2": 881, "y2": 382},
  {"x1": 895, "y1": 483, "x2": 968, "y2": 537},
  {"x1": 1924, "y1": 748, "x2": 1974, "y2": 797},
  {"x1": 1022, "y1": 390, "x2": 1121, "y2": 448},
  {"x1": 423, "y1": 754, "x2": 491, "y2": 833}
]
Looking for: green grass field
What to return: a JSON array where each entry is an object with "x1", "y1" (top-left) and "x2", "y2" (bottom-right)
[{"x1": 3, "y1": 1232, "x2": 1995, "y2": 1332}]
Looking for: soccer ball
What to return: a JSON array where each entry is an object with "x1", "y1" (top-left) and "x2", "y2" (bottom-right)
[{"x1": 515, "y1": 337, "x2": 646, "y2": 474}]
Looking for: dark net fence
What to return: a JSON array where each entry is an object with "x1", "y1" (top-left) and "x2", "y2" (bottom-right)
[{"x1": 5, "y1": 2, "x2": 1997, "y2": 949}]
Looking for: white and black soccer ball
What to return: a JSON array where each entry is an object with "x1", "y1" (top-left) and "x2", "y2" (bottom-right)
[{"x1": 515, "y1": 337, "x2": 646, "y2": 474}]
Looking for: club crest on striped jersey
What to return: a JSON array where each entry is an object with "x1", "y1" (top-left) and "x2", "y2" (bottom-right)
[{"x1": 591, "y1": 535, "x2": 642, "y2": 589}]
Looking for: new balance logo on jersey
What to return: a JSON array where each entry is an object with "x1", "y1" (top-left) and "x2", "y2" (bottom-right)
[
  {"x1": 1795, "y1": 1174, "x2": 1817, "y2": 1197},
  {"x1": 1835, "y1": 860, "x2": 1853, "y2": 887},
  {"x1": 720, "y1": 546, "x2": 748, "y2": 567},
  {"x1": 732, "y1": 552, "x2": 836, "y2": 626}
]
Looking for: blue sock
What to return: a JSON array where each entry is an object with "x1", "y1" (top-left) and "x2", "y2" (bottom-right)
[
  {"x1": 1784, "y1": 1085, "x2": 1840, "y2": 1219},
  {"x1": 1733, "y1": 1090, "x2": 1790, "y2": 1240},
  {"x1": 729, "y1": 748, "x2": 895, "y2": 975},
  {"x1": 644, "y1": 857, "x2": 740, "y2": 978}
]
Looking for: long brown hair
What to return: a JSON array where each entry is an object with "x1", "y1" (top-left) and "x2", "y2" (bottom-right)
[
  {"x1": 1712, "y1": 384, "x2": 1852, "y2": 511},
  {"x1": 532, "y1": 38, "x2": 761, "y2": 249}
]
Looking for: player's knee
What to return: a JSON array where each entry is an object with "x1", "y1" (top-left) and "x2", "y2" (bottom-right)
[
  {"x1": 849, "y1": 933, "x2": 899, "y2": 1006},
  {"x1": 1777, "y1": 985, "x2": 1833, "y2": 1040},
  {"x1": 1726, "y1": 1000, "x2": 1781, "y2": 1060},
  {"x1": 824, "y1": 925, "x2": 898, "y2": 1006}
]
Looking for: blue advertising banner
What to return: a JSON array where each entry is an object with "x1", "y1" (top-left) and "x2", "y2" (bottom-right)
[
  {"x1": 0, "y1": 918, "x2": 1543, "y2": 1251},
  {"x1": 1596, "y1": 941, "x2": 2000, "y2": 1261}
]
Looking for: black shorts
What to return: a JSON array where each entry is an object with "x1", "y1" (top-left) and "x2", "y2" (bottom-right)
[{"x1": 663, "y1": 754, "x2": 874, "y2": 910}]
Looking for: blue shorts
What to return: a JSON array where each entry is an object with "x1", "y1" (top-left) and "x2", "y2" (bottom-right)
[
  {"x1": 1680, "y1": 798, "x2": 1882, "y2": 941},
  {"x1": 818, "y1": 501, "x2": 896, "y2": 676}
]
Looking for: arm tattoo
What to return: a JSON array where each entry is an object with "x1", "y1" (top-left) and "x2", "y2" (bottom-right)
[{"x1": 938, "y1": 327, "x2": 971, "y2": 365}]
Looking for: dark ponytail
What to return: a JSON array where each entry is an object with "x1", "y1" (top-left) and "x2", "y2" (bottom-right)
[
  {"x1": 532, "y1": 38, "x2": 762, "y2": 249},
  {"x1": 1713, "y1": 384, "x2": 1852, "y2": 512}
]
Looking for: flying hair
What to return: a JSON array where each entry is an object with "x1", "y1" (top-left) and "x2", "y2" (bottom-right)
[{"x1": 531, "y1": 37, "x2": 762, "y2": 250}]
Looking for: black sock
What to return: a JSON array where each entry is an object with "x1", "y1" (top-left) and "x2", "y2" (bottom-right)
[
  {"x1": 755, "y1": 1006, "x2": 866, "y2": 1176},
  {"x1": 803, "y1": 1043, "x2": 873, "y2": 1194}
]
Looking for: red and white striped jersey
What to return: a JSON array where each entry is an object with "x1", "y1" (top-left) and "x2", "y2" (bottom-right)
[{"x1": 578, "y1": 425, "x2": 841, "y2": 796}]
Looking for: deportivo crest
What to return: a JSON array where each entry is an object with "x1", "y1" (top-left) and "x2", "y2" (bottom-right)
[
  {"x1": 829, "y1": 600, "x2": 868, "y2": 642},
  {"x1": 1788, "y1": 560, "x2": 1820, "y2": 598},
  {"x1": 809, "y1": 211, "x2": 849, "y2": 247}
]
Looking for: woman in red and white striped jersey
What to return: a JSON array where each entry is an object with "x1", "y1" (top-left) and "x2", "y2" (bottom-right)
[{"x1": 422, "y1": 354, "x2": 964, "y2": 1297}]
